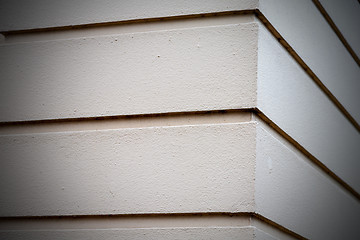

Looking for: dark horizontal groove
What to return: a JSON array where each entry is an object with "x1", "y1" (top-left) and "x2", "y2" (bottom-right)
[
  {"x1": 255, "y1": 10, "x2": 360, "y2": 133},
  {"x1": 253, "y1": 213, "x2": 307, "y2": 240},
  {"x1": 0, "y1": 212, "x2": 250, "y2": 220},
  {"x1": 1, "y1": 10, "x2": 255, "y2": 36},
  {"x1": 255, "y1": 108, "x2": 360, "y2": 201},
  {"x1": 312, "y1": 0, "x2": 360, "y2": 67},
  {"x1": 0, "y1": 212, "x2": 304, "y2": 239},
  {"x1": 0, "y1": 109, "x2": 252, "y2": 126}
]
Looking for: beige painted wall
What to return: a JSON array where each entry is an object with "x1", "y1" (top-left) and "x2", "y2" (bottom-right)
[{"x1": 0, "y1": 1, "x2": 359, "y2": 239}]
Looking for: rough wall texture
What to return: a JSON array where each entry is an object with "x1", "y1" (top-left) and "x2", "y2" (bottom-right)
[{"x1": 0, "y1": 1, "x2": 359, "y2": 239}]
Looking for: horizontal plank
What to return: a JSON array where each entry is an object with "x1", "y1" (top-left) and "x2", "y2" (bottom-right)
[
  {"x1": 0, "y1": 0, "x2": 259, "y2": 32},
  {"x1": 0, "y1": 214, "x2": 293, "y2": 239},
  {"x1": 318, "y1": 0, "x2": 360, "y2": 59},
  {"x1": 0, "y1": 228, "x2": 285, "y2": 240},
  {"x1": 1, "y1": 114, "x2": 355, "y2": 239},
  {"x1": 256, "y1": 122, "x2": 360, "y2": 240},
  {"x1": 0, "y1": 111, "x2": 252, "y2": 135},
  {"x1": 258, "y1": 22, "x2": 360, "y2": 193},
  {"x1": 2, "y1": 0, "x2": 358, "y2": 126},
  {"x1": 0, "y1": 123, "x2": 256, "y2": 216},
  {"x1": 0, "y1": 215, "x2": 251, "y2": 230},
  {"x1": 0, "y1": 22, "x2": 257, "y2": 122},
  {"x1": 259, "y1": 0, "x2": 360, "y2": 124},
  {"x1": 0, "y1": 227, "x2": 255, "y2": 240},
  {"x1": 2, "y1": 0, "x2": 358, "y2": 125},
  {"x1": 3, "y1": 14, "x2": 255, "y2": 44}
]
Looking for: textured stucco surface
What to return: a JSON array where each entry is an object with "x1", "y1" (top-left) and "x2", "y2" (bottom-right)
[
  {"x1": 1, "y1": 0, "x2": 357, "y2": 124},
  {"x1": 0, "y1": 1, "x2": 359, "y2": 239},
  {"x1": 0, "y1": 123, "x2": 256, "y2": 216},
  {"x1": 0, "y1": 22, "x2": 257, "y2": 122},
  {"x1": 0, "y1": 227, "x2": 282, "y2": 240},
  {"x1": 0, "y1": 227, "x2": 256, "y2": 240},
  {"x1": 0, "y1": 0, "x2": 259, "y2": 31}
]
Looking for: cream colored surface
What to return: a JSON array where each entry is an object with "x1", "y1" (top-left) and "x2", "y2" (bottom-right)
[
  {"x1": 0, "y1": 215, "x2": 251, "y2": 230},
  {"x1": 0, "y1": 111, "x2": 252, "y2": 135},
  {"x1": 0, "y1": 227, "x2": 283, "y2": 240},
  {"x1": 0, "y1": 122, "x2": 256, "y2": 216},
  {"x1": 1, "y1": 2, "x2": 359, "y2": 239},
  {"x1": 0, "y1": 227, "x2": 256, "y2": 240},
  {"x1": 0, "y1": 0, "x2": 259, "y2": 31},
  {"x1": 4, "y1": 14, "x2": 255, "y2": 44},
  {"x1": 1, "y1": 0, "x2": 358, "y2": 125},
  {"x1": 0, "y1": 20, "x2": 257, "y2": 122},
  {"x1": 1, "y1": 116, "x2": 359, "y2": 239},
  {"x1": 0, "y1": 214, "x2": 295, "y2": 240}
]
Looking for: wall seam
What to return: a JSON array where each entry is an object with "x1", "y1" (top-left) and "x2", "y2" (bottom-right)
[
  {"x1": 312, "y1": 0, "x2": 360, "y2": 67},
  {"x1": 254, "y1": 9, "x2": 360, "y2": 132},
  {"x1": 254, "y1": 108, "x2": 360, "y2": 201}
]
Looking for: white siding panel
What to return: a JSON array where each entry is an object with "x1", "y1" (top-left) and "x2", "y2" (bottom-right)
[
  {"x1": 0, "y1": 123, "x2": 256, "y2": 216},
  {"x1": 318, "y1": 0, "x2": 360, "y2": 58},
  {"x1": 258, "y1": 23, "x2": 360, "y2": 193},
  {"x1": 0, "y1": 0, "x2": 259, "y2": 31},
  {"x1": 256, "y1": 124, "x2": 360, "y2": 240},
  {"x1": 259, "y1": 0, "x2": 360, "y2": 124},
  {"x1": 0, "y1": 23, "x2": 257, "y2": 122}
]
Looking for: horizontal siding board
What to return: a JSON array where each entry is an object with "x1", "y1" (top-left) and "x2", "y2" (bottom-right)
[
  {"x1": 0, "y1": 123, "x2": 256, "y2": 216},
  {"x1": 0, "y1": 227, "x2": 255, "y2": 240},
  {"x1": 0, "y1": 23, "x2": 257, "y2": 122},
  {"x1": 318, "y1": 0, "x2": 360, "y2": 59},
  {"x1": 0, "y1": 0, "x2": 259, "y2": 31},
  {"x1": 0, "y1": 227, "x2": 293, "y2": 240},
  {"x1": 256, "y1": 124, "x2": 360, "y2": 240},
  {"x1": 259, "y1": 0, "x2": 360, "y2": 124},
  {"x1": 1, "y1": 1, "x2": 358, "y2": 124},
  {"x1": 258, "y1": 23, "x2": 360, "y2": 193}
]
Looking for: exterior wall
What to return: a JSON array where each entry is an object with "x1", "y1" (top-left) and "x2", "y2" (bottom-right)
[
  {"x1": 0, "y1": 16, "x2": 257, "y2": 121},
  {"x1": 0, "y1": 1, "x2": 359, "y2": 239},
  {"x1": 0, "y1": 121, "x2": 257, "y2": 216},
  {"x1": 257, "y1": 21, "x2": 360, "y2": 193},
  {"x1": 259, "y1": 0, "x2": 360, "y2": 124},
  {"x1": 255, "y1": 120, "x2": 360, "y2": 239}
]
